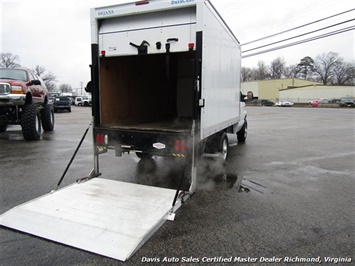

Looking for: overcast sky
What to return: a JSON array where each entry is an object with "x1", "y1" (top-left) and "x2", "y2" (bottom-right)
[{"x1": 1, "y1": 0, "x2": 354, "y2": 92}]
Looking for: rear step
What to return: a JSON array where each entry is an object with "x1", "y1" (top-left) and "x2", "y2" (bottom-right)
[{"x1": 0, "y1": 178, "x2": 188, "y2": 261}]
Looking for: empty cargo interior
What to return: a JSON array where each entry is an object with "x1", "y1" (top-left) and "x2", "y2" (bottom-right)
[{"x1": 99, "y1": 52, "x2": 195, "y2": 132}]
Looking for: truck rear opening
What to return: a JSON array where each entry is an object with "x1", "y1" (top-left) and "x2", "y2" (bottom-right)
[
  {"x1": 96, "y1": 51, "x2": 196, "y2": 158},
  {"x1": 100, "y1": 52, "x2": 195, "y2": 133}
]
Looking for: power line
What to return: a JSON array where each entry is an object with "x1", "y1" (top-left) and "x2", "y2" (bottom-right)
[
  {"x1": 241, "y1": 8, "x2": 355, "y2": 46},
  {"x1": 242, "y1": 26, "x2": 355, "y2": 58},
  {"x1": 242, "y1": 18, "x2": 355, "y2": 53}
]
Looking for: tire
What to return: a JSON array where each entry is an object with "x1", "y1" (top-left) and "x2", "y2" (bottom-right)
[
  {"x1": 237, "y1": 120, "x2": 247, "y2": 143},
  {"x1": 68, "y1": 107, "x2": 71, "y2": 112},
  {"x1": 21, "y1": 105, "x2": 42, "y2": 140},
  {"x1": 219, "y1": 132, "x2": 229, "y2": 163},
  {"x1": 41, "y1": 104, "x2": 54, "y2": 131},
  {"x1": 0, "y1": 125, "x2": 7, "y2": 132},
  {"x1": 136, "y1": 152, "x2": 152, "y2": 159}
]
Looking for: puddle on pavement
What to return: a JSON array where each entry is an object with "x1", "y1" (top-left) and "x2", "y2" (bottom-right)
[{"x1": 240, "y1": 178, "x2": 272, "y2": 194}]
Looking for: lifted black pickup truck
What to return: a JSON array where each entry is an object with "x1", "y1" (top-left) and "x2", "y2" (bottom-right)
[{"x1": 53, "y1": 96, "x2": 72, "y2": 113}]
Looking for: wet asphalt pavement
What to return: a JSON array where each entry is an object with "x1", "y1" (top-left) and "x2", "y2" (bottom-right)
[{"x1": 0, "y1": 106, "x2": 354, "y2": 265}]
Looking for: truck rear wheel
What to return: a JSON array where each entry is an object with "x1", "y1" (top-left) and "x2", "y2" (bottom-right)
[
  {"x1": 219, "y1": 132, "x2": 229, "y2": 163},
  {"x1": 21, "y1": 104, "x2": 42, "y2": 140},
  {"x1": 41, "y1": 104, "x2": 55, "y2": 131},
  {"x1": 0, "y1": 125, "x2": 7, "y2": 132},
  {"x1": 136, "y1": 152, "x2": 152, "y2": 159},
  {"x1": 237, "y1": 120, "x2": 247, "y2": 143}
]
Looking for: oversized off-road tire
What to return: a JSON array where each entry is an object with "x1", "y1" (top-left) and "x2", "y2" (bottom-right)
[
  {"x1": 237, "y1": 120, "x2": 247, "y2": 143},
  {"x1": 41, "y1": 104, "x2": 55, "y2": 131},
  {"x1": 21, "y1": 105, "x2": 42, "y2": 140},
  {"x1": 0, "y1": 125, "x2": 7, "y2": 132},
  {"x1": 219, "y1": 132, "x2": 229, "y2": 163}
]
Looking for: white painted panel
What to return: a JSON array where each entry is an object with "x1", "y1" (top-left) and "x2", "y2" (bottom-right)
[
  {"x1": 200, "y1": 3, "x2": 241, "y2": 138},
  {"x1": 99, "y1": 6, "x2": 196, "y2": 56}
]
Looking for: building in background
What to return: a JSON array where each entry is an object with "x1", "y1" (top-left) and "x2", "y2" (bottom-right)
[
  {"x1": 279, "y1": 85, "x2": 355, "y2": 103},
  {"x1": 242, "y1": 78, "x2": 354, "y2": 103}
]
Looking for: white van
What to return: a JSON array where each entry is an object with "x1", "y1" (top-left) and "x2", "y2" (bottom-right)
[{"x1": 75, "y1": 96, "x2": 91, "y2": 106}]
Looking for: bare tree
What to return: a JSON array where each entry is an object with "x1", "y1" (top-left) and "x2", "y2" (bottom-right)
[
  {"x1": 269, "y1": 57, "x2": 286, "y2": 79},
  {"x1": 255, "y1": 60, "x2": 270, "y2": 80},
  {"x1": 332, "y1": 60, "x2": 355, "y2": 85},
  {"x1": 33, "y1": 65, "x2": 46, "y2": 76},
  {"x1": 314, "y1": 52, "x2": 340, "y2": 85},
  {"x1": 240, "y1": 51, "x2": 353, "y2": 84},
  {"x1": 241, "y1": 67, "x2": 254, "y2": 82},
  {"x1": 59, "y1": 84, "x2": 72, "y2": 94},
  {"x1": 283, "y1": 64, "x2": 298, "y2": 78},
  {"x1": 33, "y1": 65, "x2": 57, "y2": 91},
  {"x1": 0, "y1": 52, "x2": 21, "y2": 68}
]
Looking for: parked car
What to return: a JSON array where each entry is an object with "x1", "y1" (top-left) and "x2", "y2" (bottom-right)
[
  {"x1": 251, "y1": 99, "x2": 274, "y2": 106},
  {"x1": 53, "y1": 96, "x2": 71, "y2": 112},
  {"x1": 260, "y1": 99, "x2": 274, "y2": 106},
  {"x1": 275, "y1": 101, "x2": 294, "y2": 107},
  {"x1": 75, "y1": 96, "x2": 91, "y2": 106},
  {"x1": 339, "y1": 98, "x2": 355, "y2": 107},
  {"x1": 0, "y1": 67, "x2": 54, "y2": 140},
  {"x1": 309, "y1": 99, "x2": 329, "y2": 107},
  {"x1": 329, "y1": 99, "x2": 341, "y2": 104}
]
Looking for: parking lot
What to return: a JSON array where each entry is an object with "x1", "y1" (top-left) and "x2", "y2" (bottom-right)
[{"x1": 0, "y1": 106, "x2": 354, "y2": 265}]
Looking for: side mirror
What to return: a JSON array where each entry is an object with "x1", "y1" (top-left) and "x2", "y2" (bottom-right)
[
  {"x1": 85, "y1": 81, "x2": 92, "y2": 93},
  {"x1": 240, "y1": 92, "x2": 247, "y2": 102}
]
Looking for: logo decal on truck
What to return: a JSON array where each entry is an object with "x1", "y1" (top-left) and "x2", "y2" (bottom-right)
[
  {"x1": 98, "y1": 10, "x2": 114, "y2": 16},
  {"x1": 171, "y1": 0, "x2": 194, "y2": 5},
  {"x1": 153, "y1": 142, "x2": 166, "y2": 149}
]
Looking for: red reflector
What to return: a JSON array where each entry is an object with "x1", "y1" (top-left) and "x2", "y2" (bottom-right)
[
  {"x1": 188, "y1": 43, "x2": 194, "y2": 49},
  {"x1": 96, "y1": 133, "x2": 104, "y2": 144},
  {"x1": 136, "y1": 1, "x2": 149, "y2": 5},
  {"x1": 180, "y1": 140, "x2": 185, "y2": 152},
  {"x1": 175, "y1": 140, "x2": 180, "y2": 152}
]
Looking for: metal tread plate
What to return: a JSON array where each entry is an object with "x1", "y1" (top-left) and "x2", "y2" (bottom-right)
[{"x1": 0, "y1": 178, "x2": 178, "y2": 261}]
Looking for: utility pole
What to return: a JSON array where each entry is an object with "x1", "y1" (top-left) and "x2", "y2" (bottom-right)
[{"x1": 80, "y1": 82, "x2": 83, "y2": 95}]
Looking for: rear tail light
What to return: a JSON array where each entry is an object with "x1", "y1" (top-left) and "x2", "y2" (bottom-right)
[
  {"x1": 175, "y1": 140, "x2": 180, "y2": 152},
  {"x1": 180, "y1": 140, "x2": 185, "y2": 153},
  {"x1": 96, "y1": 133, "x2": 108, "y2": 145},
  {"x1": 174, "y1": 139, "x2": 185, "y2": 153},
  {"x1": 188, "y1": 43, "x2": 194, "y2": 51},
  {"x1": 135, "y1": 1, "x2": 149, "y2": 5}
]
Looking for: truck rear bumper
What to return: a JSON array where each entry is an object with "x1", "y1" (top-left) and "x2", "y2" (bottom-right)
[
  {"x1": 94, "y1": 127, "x2": 191, "y2": 158},
  {"x1": 0, "y1": 94, "x2": 26, "y2": 106}
]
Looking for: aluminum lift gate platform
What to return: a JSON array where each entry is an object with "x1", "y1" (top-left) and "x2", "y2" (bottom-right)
[{"x1": 0, "y1": 178, "x2": 185, "y2": 261}]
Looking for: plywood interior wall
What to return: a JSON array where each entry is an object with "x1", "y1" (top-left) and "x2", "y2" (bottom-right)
[{"x1": 99, "y1": 52, "x2": 194, "y2": 127}]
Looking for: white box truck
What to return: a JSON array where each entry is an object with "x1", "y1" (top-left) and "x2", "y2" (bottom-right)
[
  {"x1": 89, "y1": 0, "x2": 247, "y2": 191},
  {"x1": 0, "y1": 0, "x2": 248, "y2": 261}
]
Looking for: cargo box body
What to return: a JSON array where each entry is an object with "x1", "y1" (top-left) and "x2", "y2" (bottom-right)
[{"x1": 90, "y1": 0, "x2": 244, "y2": 159}]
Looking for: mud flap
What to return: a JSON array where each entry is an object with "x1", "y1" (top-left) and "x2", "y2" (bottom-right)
[{"x1": 0, "y1": 178, "x2": 185, "y2": 261}]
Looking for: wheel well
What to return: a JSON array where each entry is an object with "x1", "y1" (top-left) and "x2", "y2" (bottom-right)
[{"x1": 25, "y1": 93, "x2": 32, "y2": 105}]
